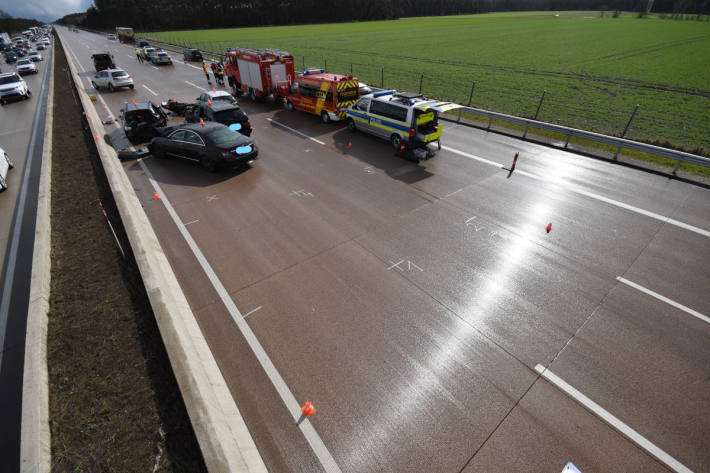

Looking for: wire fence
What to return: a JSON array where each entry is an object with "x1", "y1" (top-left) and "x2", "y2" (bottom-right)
[{"x1": 146, "y1": 36, "x2": 710, "y2": 155}]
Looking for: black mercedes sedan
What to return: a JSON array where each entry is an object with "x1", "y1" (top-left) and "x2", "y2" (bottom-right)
[{"x1": 149, "y1": 122, "x2": 258, "y2": 172}]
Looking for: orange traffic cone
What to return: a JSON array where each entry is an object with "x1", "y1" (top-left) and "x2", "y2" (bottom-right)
[
  {"x1": 132, "y1": 99, "x2": 137, "y2": 107},
  {"x1": 348, "y1": 141, "x2": 352, "y2": 149},
  {"x1": 199, "y1": 118, "x2": 205, "y2": 127},
  {"x1": 399, "y1": 142, "x2": 405, "y2": 154},
  {"x1": 511, "y1": 152, "x2": 519, "y2": 171},
  {"x1": 301, "y1": 401, "x2": 316, "y2": 418},
  {"x1": 94, "y1": 134, "x2": 100, "y2": 141},
  {"x1": 546, "y1": 222, "x2": 552, "y2": 233},
  {"x1": 154, "y1": 191, "x2": 161, "y2": 200},
  {"x1": 207, "y1": 98, "x2": 212, "y2": 105},
  {"x1": 213, "y1": 87, "x2": 216, "y2": 93}
]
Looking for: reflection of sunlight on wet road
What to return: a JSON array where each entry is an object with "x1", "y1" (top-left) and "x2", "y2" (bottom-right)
[{"x1": 356, "y1": 199, "x2": 558, "y2": 459}]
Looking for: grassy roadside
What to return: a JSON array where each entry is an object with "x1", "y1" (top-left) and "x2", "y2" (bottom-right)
[{"x1": 47, "y1": 33, "x2": 207, "y2": 472}]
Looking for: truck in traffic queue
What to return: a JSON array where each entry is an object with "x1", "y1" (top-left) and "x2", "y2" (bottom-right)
[
  {"x1": 280, "y1": 69, "x2": 360, "y2": 123},
  {"x1": 115, "y1": 27, "x2": 135, "y2": 44},
  {"x1": 224, "y1": 48, "x2": 295, "y2": 102}
]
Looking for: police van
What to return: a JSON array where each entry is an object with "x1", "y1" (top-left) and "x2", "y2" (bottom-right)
[{"x1": 345, "y1": 90, "x2": 460, "y2": 159}]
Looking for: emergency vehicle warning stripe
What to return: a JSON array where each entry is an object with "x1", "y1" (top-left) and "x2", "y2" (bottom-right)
[{"x1": 336, "y1": 80, "x2": 358, "y2": 90}]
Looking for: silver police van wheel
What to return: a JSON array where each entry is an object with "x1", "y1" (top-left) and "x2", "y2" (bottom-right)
[{"x1": 391, "y1": 134, "x2": 401, "y2": 150}]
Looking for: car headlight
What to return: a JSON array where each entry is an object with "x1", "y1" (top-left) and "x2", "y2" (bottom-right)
[{"x1": 124, "y1": 126, "x2": 132, "y2": 130}]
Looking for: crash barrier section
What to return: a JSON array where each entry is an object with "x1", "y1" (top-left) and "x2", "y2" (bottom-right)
[
  {"x1": 21, "y1": 37, "x2": 54, "y2": 473},
  {"x1": 442, "y1": 106, "x2": 710, "y2": 174},
  {"x1": 58, "y1": 32, "x2": 268, "y2": 473}
]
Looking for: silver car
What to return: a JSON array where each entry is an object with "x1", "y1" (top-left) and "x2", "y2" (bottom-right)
[
  {"x1": 16, "y1": 59, "x2": 37, "y2": 74},
  {"x1": 0, "y1": 72, "x2": 31, "y2": 104},
  {"x1": 92, "y1": 68, "x2": 134, "y2": 91},
  {"x1": 0, "y1": 145, "x2": 14, "y2": 191},
  {"x1": 28, "y1": 51, "x2": 42, "y2": 61}
]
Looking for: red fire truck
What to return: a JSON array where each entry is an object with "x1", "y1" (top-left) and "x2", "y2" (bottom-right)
[
  {"x1": 279, "y1": 69, "x2": 360, "y2": 123},
  {"x1": 224, "y1": 48, "x2": 295, "y2": 101}
]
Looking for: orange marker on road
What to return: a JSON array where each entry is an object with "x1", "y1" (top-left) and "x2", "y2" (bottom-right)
[
  {"x1": 301, "y1": 401, "x2": 316, "y2": 418},
  {"x1": 348, "y1": 141, "x2": 352, "y2": 149},
  {"x1": 154, "y1": 191, "x2": 161, "y2": 200},
  {"x1": 546, "y1": 222, "x2": 552, "y2": 233},
  {"x1": 199, "y1": 118, "x2": 205, "y2": 127},
  {"x1": 132, "y1": 99, "x2": 137, "y2": 107}
]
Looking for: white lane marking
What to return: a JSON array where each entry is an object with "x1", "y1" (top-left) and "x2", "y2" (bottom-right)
[
  {"x1": 243, "y1": 306, "x2": 262, "y2": 319},
  {"x1": 441, "y1": 146, "x2": 710, "y2": 238},
  {"x1": 617, "y1": 277, "x2": 710, "y2": 324},
  {"x1": 267, "y1": 118, "x2": 326, "y2": 145},
  {"x1": 184, "y1": 219, "x2": 199, "y2": 226},
  {"x1": 152, "y1": 66, "x2": 159, "y2": 70},
  {"x1": 136, "y1": 160, "x2": 343, "y2": 473},
  {"x1": 185, "y1": 80, "x2": 204, "y2": 90},
  {"x1": 535, "y1": 364, "x2": 692, "y2": 473},
  {"x1": 142, "y1": 84, "x2": 158, "y2": 96}
]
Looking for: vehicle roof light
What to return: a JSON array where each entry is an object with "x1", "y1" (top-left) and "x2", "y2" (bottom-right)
[{"x1": 372, "y1": 90, "x2": 396, "y2": 98}]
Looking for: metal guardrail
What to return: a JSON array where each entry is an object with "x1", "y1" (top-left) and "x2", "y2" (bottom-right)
[
  {"x1": 445, "y1": 106, "x2": 710, "y2": 174},
  {"x1": 77, "y1": 28, "x2": 710, "y2": 174}
]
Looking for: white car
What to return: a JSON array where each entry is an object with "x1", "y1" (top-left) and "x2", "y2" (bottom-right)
[
  {"x1": 197, "y1": 90, "x2": 237, "y2": 105},
  {"x1": 16, "y1": 59, "x2": 37, "y2": 75},
  {"x1": 92, "y1": 68, "x2": 134, "y2": 91},
  {"x1": 0, "y1": 72, "x2": 31, "y2": 104},
  {"x1": 28, "y1": 51, "x2": 42, "y2": 61},
  {"x1": 0, "y1": 145, "x2": 14, "y2": 191},
  {"x1": 42, "y1": 38, "x2": 50, "y2": 45}
]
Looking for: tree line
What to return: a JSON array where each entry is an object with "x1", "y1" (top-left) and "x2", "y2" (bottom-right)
[
  {"x1": 56, "y1": 0, "x2": 709, "y2": 31},
  {"x1": 0, "y1": 10, "x2": 43, "y2": 34}
]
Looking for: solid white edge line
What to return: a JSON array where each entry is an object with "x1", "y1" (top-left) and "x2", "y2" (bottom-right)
[
  {"x1": 616, "y1": 277, "x2": 710, "y2": 324},
  {"x1": 534, "y1": 364, "x2": 693, "y2": 473},
  {"x1": 267, "y1": 118, "x2": 326, "y2": 145},
  {"x1": 142, "y1": 84, "x2": 158, "y2": 96},
  {"x1": 185, "y1": 80, "x2": 203, "y2": 90},
  {"x1": 440, "y1": 145, "x2": 710, "y2": 238},
  {"x1": 136, "y1": 160, "x2": 343, "y2": 473}
]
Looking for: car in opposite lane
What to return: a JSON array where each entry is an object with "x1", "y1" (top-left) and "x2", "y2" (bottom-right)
[
  {"x1": 0, "y1": 145, "x2": 15, "y2": 191},
  {"x1": 92, "y1": 68, "x2": 134, "y2": 91},
  {"x1": 149, "y1": 122, "x2": 257, "y2": 172},
  {"x1": 15, "y1": 59, "x2": 38, "y2": 75}
]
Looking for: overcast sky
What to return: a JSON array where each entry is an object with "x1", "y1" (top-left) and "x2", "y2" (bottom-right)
[{"x1": 0, "y1": 0, "x2": 93, "y2": 22}]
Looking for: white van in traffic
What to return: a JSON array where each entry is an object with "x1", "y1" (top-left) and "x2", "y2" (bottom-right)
[{"x1": 0, "y1": 145, "x2": 14, "y2": 191}]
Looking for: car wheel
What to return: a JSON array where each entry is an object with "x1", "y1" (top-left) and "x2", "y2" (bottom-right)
[
  {"x1": 321, "y1": 111, "x2": 330, "y2": 124},
  {"x1": 129, "y1": 84, "x2": 134, "y2": 89},
  {"x1": 200, "y1": 156, "x2": 217, "y2": 172},
  {"x1": 0, "y1": 174, "x2": 7, "y2": 191},
  {"x1": 108, "y1": 83, "x2": 114, "y2": 92},
  {"x1": 347, "y1": 118, "x2": 357, "y2": 132},
  {"x1": 91, "y1": 81, "x2": 98, "y2": 90},
  {"x1": 390, "y1": 134, "x2": 402, "y2": 150},
  {"x1": 0, "y1": 99, "x2": 5, "y2": 106},
  {"x1": 286, "y1": 101, "x2": 294, "y2": 111}
]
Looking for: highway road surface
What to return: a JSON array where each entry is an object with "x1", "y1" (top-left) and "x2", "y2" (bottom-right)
[
  {"x1": 57, "y1": 26, "x2": 709, "y2": 473},
  {"x1": 0, "y1": 37, "x2": 53, "y2": 473}
]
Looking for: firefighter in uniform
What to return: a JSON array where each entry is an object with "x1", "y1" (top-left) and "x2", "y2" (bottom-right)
[{"x1": 201, "y1": 61, "x2": 211, "y2": 84}]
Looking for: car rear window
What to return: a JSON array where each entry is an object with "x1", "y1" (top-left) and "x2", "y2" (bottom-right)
[
  {"x1": 213, "y1": 109, "x2": 244, "y2": 123},
  {"x1": 111, "y1": 71, "x2": 128, "y2": 78},
  {"x1": 207, "y1": 127, "x2": 243, "y2": 145}
]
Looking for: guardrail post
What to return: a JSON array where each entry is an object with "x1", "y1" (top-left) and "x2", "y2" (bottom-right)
[
  {"x1": 672, "y1": 160, "x2": 682, "y2": 175},
  {"x1": 418, "y1": 74, "x2": 424, "y2": 94},
  {"x1": 614, "y1": 104, "x2": 639, "y2": 160},
  {"x1": 564, "y1": 134, "x2": 571, "y2": 148},
  {"x1": 457, "y1": 81, "x2": 475, "y2": 123}
]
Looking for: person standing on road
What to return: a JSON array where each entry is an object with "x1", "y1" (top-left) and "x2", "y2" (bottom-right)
[
  {"x1": 201, "y1": 61, "x2": 212, "y2": 84},
  {"x1": 135, "y1": 47, "x2": 143, "y2": 63},
  {"x1": 216, "y1": 62, "x2": 225, "y2": 86},
  {"x1": 210, "y1": 61, "x2": 220, "y2": 85}
]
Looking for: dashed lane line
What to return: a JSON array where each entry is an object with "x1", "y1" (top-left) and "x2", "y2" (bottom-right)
[
  {"x1": 616, "y1": 277, "x2": 710, "y2": 325},
  {"x1": 535, "y1": 364, "x2": 692, "y2": 473}
]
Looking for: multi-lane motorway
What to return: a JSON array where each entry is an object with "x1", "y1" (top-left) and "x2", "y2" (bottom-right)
[
  {"x1": 53, "y1": 26, "x2": 710, "y2": 472},
  {"x1": 0, "y1": 38, "x2": 52, "y2": 473}
]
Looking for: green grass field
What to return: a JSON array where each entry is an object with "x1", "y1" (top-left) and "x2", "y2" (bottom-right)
[{"x1": 146, "y1": 12, "x2": 710, "y2": 152}]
